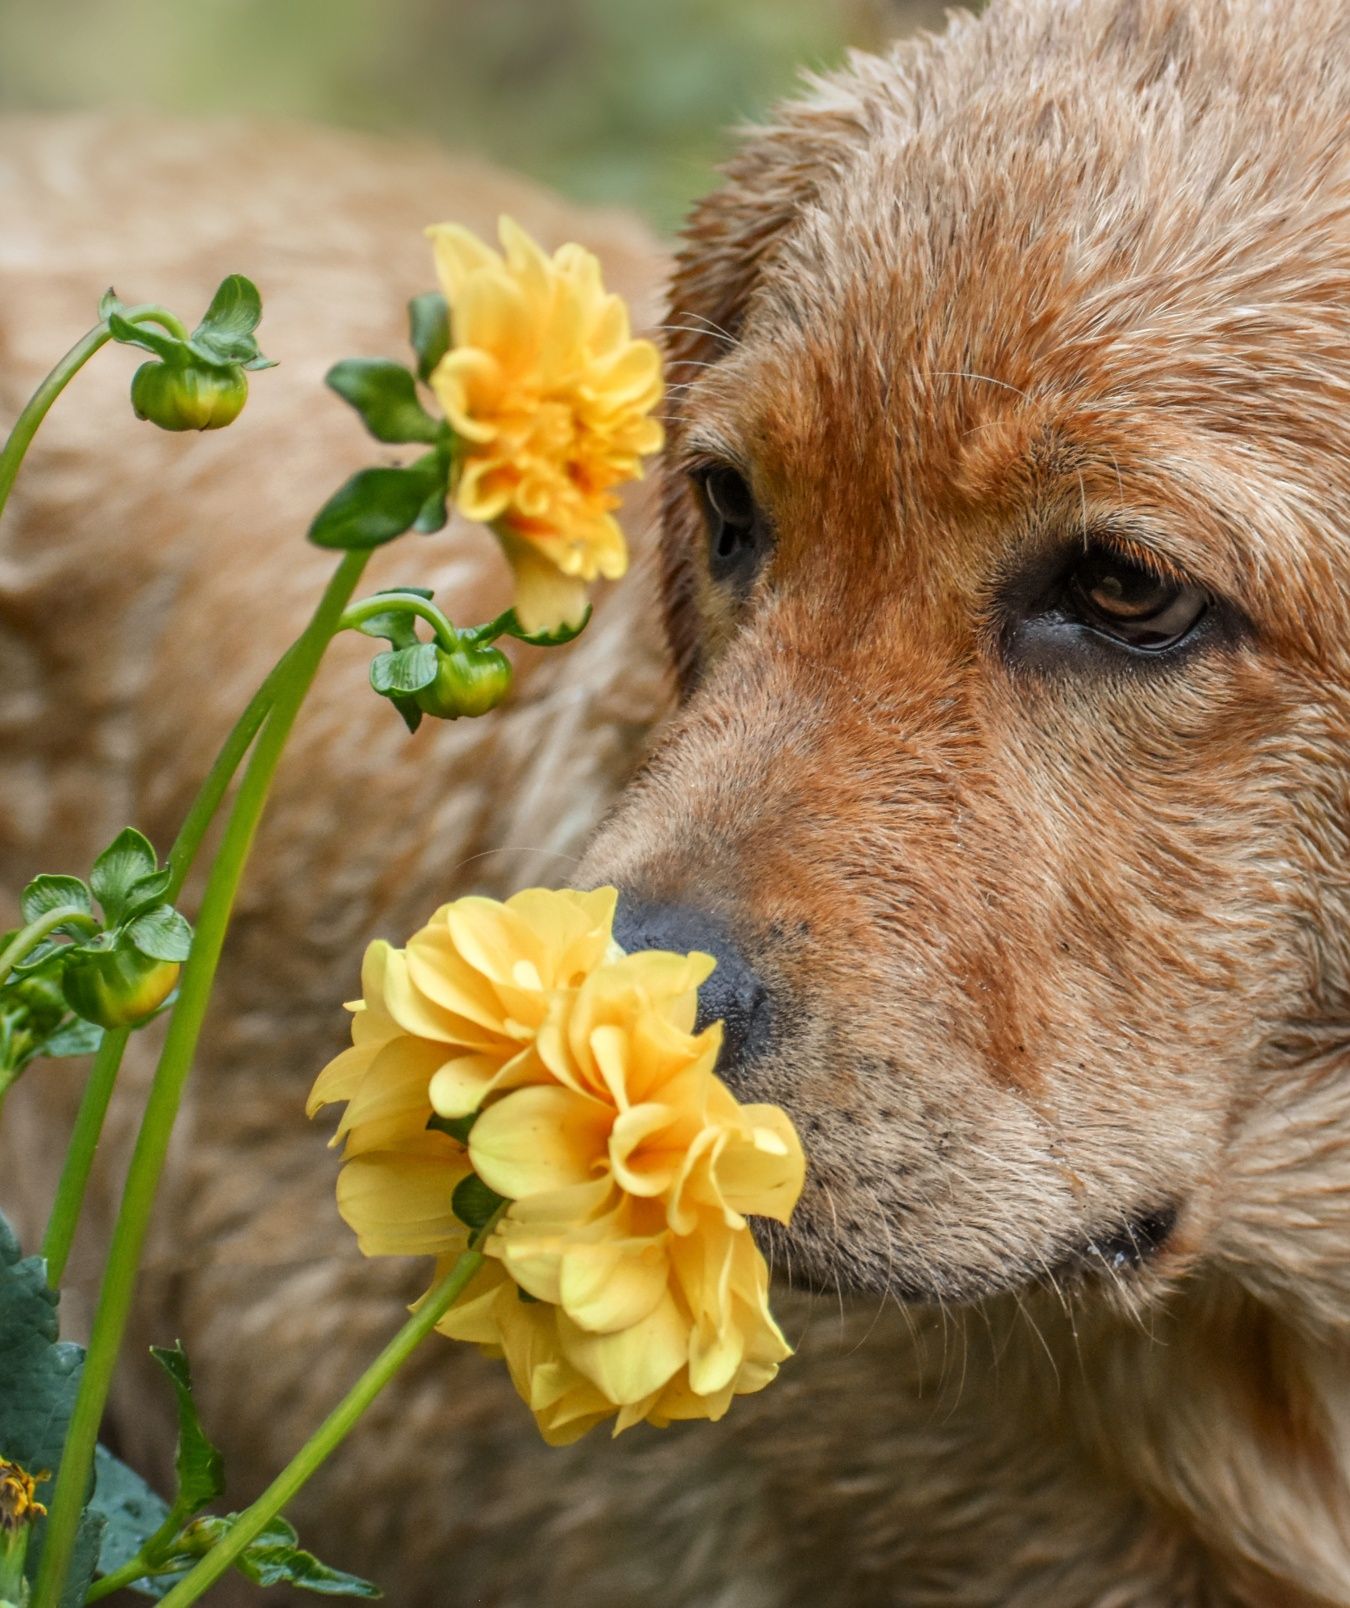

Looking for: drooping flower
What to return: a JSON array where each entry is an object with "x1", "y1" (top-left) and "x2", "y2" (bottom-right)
[
  {"x1": 310, "y1": 888, "x2": 805, "y2": 1444},
  {"x1": 426, "y1": 218, "x2": 663, "y2": 634}
]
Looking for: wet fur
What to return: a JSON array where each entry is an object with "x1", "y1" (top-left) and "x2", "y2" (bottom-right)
[{"x1": 5, "y1": 0, "x2": 1350, "y2": 1601}]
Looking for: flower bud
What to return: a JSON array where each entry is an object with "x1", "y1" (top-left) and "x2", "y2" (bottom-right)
[
  {"x1": 62, "y1": 942, "x2": 180, "y2": 1029},
  {"x1": 415, "y1": 644, "x2": 513, "y2": 720},
  {"x1": 131, "y1": 359, "x2": 248, "y2": 431}
]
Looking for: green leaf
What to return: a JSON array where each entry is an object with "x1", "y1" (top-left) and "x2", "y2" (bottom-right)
[
  {"x1": 451, "y1": 1174, "x2": 507, "y2": 1231},
  {"x1": 149, "y1": 1344, "x2": 225, "y2": 1522},
  {"x1": 0, "y1": 1212, "x2": 100, "y2": 1602},
  {"x1": 388, "y1": 695, "x2": 424, "y2": 735},
  {"x1": 91, "y1": 1445, "x2": 172, "y2": 1596},
  {"x1": 326, "y1": 360, "x2": 441, "y2": 446},
  {"x1": 470, "y1": 605, "x2": 593, "y2": 649},
  {"x1": 368, "y1": 644, "x2": 438, "y2": 697},
  {"x1": 196, "y1": 274, "x2": 262, "y2": 339},
  {"x1": 98, "y1": 288, "x2": 125, "y2": 321},
  {"x1": 20, "y1": 875, "x2": 93, "y2": 928},
  {"x1": 351, "y1": 588, "x2": 436, "y2": 650},
  {"x1": 231, "y1": 1517, "x2": 381, "y2": 1597},
  {"x1": 190, "y1": 276, "x2": 274, "y2": 371},
  {"x1": 407, "y1": 291, "x2": 449, "y2": 382},
  {"x1": 90, "y1": 829, "x2": 158, "y2": 926},
  {"x1": 42, "y1": 1016, "x2": 104, "y2": 1059},
  {"x1": 426, "y1": 1111, "x2": 477, "y2": 1143},
  {"x1": 307, "y1": 455, "x2": 447, "y2": 551},
  {"x1": 122, "y1": 869, "x2": 174, "y2": 920},
  {"x1": 412, "y1": 478, "x2": 449, "y2": 535},
  {"x1": 106, "y1": 312, "x2": 182, "y2": 363},
  {"x1": 126, "y1": 907, "x2": 194, "y2": 964}
]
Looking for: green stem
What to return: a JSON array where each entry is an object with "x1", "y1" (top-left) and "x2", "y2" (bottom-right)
[
  {"x1": 0, "y1": 907, "x2": 98, "y2": 981},
  {"x1": 338, "y1": 591, "x2": 459, "y2": 649},
  {"x1": 32, "y1": 551, "x2": 369, "y2": 1608},
  {"x1": 40, "y1": 1028, "x2": 131, "y2": 1287},
  {"x1": 0, "y1": 306, "x2": 188, "y2": 524},
  {"x1": 165, "y1": 643, "x2": 297, "y2": 899},
  {"x1": 154, "y1": 1240, "x2": 490, "y2": 1608}
]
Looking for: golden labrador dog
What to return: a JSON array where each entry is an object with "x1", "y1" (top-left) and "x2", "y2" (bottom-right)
[{"x1": 6, "y1": 0, "x2": 1350, "y2": 1601}]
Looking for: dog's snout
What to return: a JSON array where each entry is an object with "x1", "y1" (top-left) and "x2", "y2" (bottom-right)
[{"x1": 611, "y1": 897, "x2": 772, "y2": 1078}]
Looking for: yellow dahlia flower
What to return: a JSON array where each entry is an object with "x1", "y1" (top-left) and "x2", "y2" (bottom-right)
[
  {"x1": 427, "y1": 217, "x2": 663, "y2": 635},
  {"x1": 309, "y1": 888, "x2": 805, "y2": 1445}
]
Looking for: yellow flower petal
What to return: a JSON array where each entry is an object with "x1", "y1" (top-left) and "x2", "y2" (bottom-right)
[
  {"x1": 469, "y1": 1085, "x2": 611, "y2": 1198},
  {"x1": 336, "y1": 1135, "x2": 469, "y2": 1258}
]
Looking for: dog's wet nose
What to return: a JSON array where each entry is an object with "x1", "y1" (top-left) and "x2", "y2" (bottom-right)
[{"x1": 610, "y1": 897, "x2": 772, "y2": 1079}]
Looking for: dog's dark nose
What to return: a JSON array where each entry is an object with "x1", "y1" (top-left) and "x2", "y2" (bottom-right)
[{"x1": 610, "y1": 897, "x2": 772, "y2": 1078}]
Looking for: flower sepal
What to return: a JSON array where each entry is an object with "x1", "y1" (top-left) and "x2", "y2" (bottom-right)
[{"x1": 104, "y1": 276, "x2": 273, "y2": 432}]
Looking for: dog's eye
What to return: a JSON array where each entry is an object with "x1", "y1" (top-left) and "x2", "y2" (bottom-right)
[
  {"x1": 693, "y1": 465, "x2": 768, "y2": 589},
  {"x1": 1064, "y1": 548, "x2": 1208, "y2": 650}
]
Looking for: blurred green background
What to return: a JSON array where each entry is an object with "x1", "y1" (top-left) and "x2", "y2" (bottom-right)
[{"x1": 0, "y1": 0, "x2": 955, "y2": 233}]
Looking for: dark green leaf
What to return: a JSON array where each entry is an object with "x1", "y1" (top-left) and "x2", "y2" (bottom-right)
[
  {"x1": 107, "y1": 312, "x2": 182, "y2": 362},
  {"x1": 407, "y1": 291, "x2": 449, "y2": 382},
  {"x1": 307, "y1": 456, "x2": 447, "y2": 551},
  {"x1": 20, "y1": 875, "x2": 93, "y2": 927},
  {"x1": 389, "y1": 695, "x2": 423, "y2": 735},
  {"x1": 42, "y1": 1016, "x2": 105, "y2": 1059},
  {"x1": 0, "y1": 1213, "x2": 96, "y2": 1595},
  {"x1": 149, "y1": 1344, "x2": 225, "y2": 1521},
  {"x1": 427, "y1": 1111, "x2": 477, "y2": 1143},
  {"x1": 91, "y1": 1444, "x2": 172, "y2": 1597},
  {"x1": 369, "y1": 644, "x2": 438, "y2": 697},
  {"x1": 126, "y1": 907, "x2": 193, "y2": 964},
  {"x1": 326, "y1": 360, "x2": 441, "y2": 446},
  {"x1": 412, "y1": 479, "x2": 448, "y2": 534},
  {"x1": 90, "y1": 829, "x2": 158, "y2": 926},
  {"x1": 451, "y1": 1174, "x2": 507, "y2": 1231}
]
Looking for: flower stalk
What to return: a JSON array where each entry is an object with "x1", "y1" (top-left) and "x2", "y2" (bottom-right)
[
  {"x1": 154, "y1": 1232, "x2": 495, "y2": 1607},
  {"x1": 31, "y1": 551, "x2": 369, "y2": 1608},
  {"x1": 0, "y1": 308, "x2": 188, "y2": 523},
  {"x1": 40, "y1": 1027, "x2": 130, "y2": 1287}
]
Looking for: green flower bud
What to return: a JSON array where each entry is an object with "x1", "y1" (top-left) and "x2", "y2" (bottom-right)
[
  {"x1": 62, "y1": 942, "x2": 180, "y2": 1029},
  {"x1": 415, "y1": 644, "x2": 513, "y2": 720},
  {"x1": 131, "y1": 358, "x2": 248, "y2": 431}
]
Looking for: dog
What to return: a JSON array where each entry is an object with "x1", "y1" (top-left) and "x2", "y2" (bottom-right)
[{"x1": 6, "y1": 0, "x2": 1350, "y2": 1599}]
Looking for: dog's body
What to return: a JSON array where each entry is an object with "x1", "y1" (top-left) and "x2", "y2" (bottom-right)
[{"x1": 6, "y1": 0, "x2": 1350, "y2": 1601}]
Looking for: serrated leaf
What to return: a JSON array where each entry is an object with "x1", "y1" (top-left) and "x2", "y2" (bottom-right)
[
  {"x1": 20, "y1": 875, "x2": 93, "y2": 927},
  {"x1": 126, "y1": 907, "x2": 193, "y2": 964},
  {"x1": 107, "y1": 312, "x2": 182, "y2": 362},
  {"x1": 407, "y1": 291, "x2": 450, "y2": 383},
  {"x1": 369, "y1": 643, "x2": 438, "y2": 697},
  {"x1": 326, "y1": 360, "x2": 441, "y2": 446},
  {"x1": 149, "y1": 1344, "x2": 225, "y2": 1522},
  {"x1": 0, "y1": 1213, "x2": 97, "y2": 1595},
  {"x1": 91, "y1": 1445, "x2": 172, "y2": 1596},
  {"x1": 232, "y1": 1517, "x2": 381, "y2": 1597},
  {"x1": 90, "y1": 829, "x2": 158, "y2": 926},
  {"x1": 42, "y1": 1016, "x2": 105, "y2": 1059},
  {"x1": 307, "y1": 455, "x2": 446, "y2": 551}
]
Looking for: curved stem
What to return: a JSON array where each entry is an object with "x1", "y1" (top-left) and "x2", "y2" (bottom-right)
[
  {"x1": 154, "y1": 1238, "x2": 492, "y2": 1607},
  {"x1": 0, "y1": 907, "x2": 99, "y2": 981},
  {"x1": 165, "y1": 643, "x2": 297, "y2": 899},
  {"x1": 338, "y1": 591, "x2": 459, "y2": 650},
  {"x1": 0, "y1": 305, "x2": 187, "y2": 525},
  {"x1": 32, "y1": 551, "x2": 369, "y2": 1608},
  {"x1": 40, "y1": 1028, "x2": 130, "y2": 1286}
]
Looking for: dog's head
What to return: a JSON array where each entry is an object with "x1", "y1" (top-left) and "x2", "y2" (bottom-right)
[{"x1": 582, "y1": 0, "x2": 1350, "y2": 1315}]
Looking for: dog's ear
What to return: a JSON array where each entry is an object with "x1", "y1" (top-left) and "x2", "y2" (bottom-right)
[{"x1": 659, "y1": 86, "x2": 871, "y2": 691}]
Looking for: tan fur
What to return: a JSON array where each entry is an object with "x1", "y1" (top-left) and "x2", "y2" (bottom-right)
[{"x1": 5, "y1": 0, "x2": 1350, "y2": 1600}]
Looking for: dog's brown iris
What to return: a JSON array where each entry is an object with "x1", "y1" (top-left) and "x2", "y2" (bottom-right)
[{"x1": 1067, "y1": 548, "x2": 1208, "y2": 649}]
